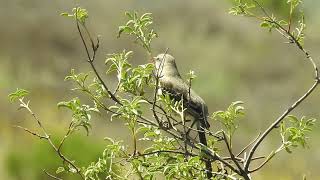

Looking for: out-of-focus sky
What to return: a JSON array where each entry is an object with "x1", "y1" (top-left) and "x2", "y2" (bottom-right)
[{"x1": 1, "y1": 0, "x2": 320, "y2": 179}]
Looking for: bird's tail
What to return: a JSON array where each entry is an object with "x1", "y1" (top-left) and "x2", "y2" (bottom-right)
[
  {"x1": 201, "y1": 104, "x2": 210, "y2": 129},
  {"x1": 197, "y1": 105, "x2": 212, "y2": 178},
  {"x1": 197, "y1": 120, "x2": 213, "y2": 179}
]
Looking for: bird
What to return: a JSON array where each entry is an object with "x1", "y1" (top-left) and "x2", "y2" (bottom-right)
[
  {"x1": 153, "y1": 53, "x2": 210, "y2": 129},
  {"x1": 153, "y1": 53, "x2": 212, "y2": 178}
]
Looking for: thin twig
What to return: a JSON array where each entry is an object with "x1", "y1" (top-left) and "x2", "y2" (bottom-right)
[
  {"x1": 13, "y1": 125, "x2": 48, "y2": 139},
  {"x1": 58, "y1": 122, "x2": 74, "y2": 151},
  {"x1": 248, "y1": 145, "x2": 283, "y2": 173},
  {"x1": 18, "y1": 99, "x2": 84, "y2": 179},
  {"x1": 237, "y1": 132, "x2": 261, "y2": 157},
  {"x1": 222, "y1": 156, "x2": 265, "y2": 163},
  {"x1": 137, "y1": 150, "x2": 194, "y2": 157},
  {"x1": 43, "y1": 169, "x2": 63, "y2": 180},
  {"x1": 196, "y1": 143, "x2": 242, "y2": 176},
  {"x1": 151, "y1": 48, "x2": 169, "y2": 126},
  {"x1": 75, "y1": 12, "x2": 121, "y2": 105},
  {"x1": 222, "y1": 132, "x2": 248, "y2": 179}
]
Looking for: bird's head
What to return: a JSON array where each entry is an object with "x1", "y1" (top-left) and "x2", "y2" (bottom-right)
[
  {"x1": 153, "y1": 53, "x2": 181, "y2": 77},
  {"x1": 153, "y1": 53, "x2": 175, "y2": 69}
]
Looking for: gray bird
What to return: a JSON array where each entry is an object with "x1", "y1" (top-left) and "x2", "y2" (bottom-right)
[
  {"x1": 153, "y1": 53, "x2": 213, "y2": 178},
  {"x1": 153, "y1": 53, "x2": 210, "y2": 129}
]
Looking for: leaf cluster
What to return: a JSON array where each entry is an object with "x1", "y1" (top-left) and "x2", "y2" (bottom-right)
[
  {"x1": 61, "y1": 7, "x2": 89, "y2": 24},
  {"x1": 106, "y1": 50, "x2": 155, "y2": 96},
  {"x1": 211, "y1": 101, "x2": 244, "y2": 138},
  {"x1": 57, "y1": 98, "x2": 99, "y2": 135},
  {"x1": 118, "y1": 12, "x2": 158, "y2": 54},
  {"x1": 280, "y1": 115, "x2": 316, "y2": 153}
]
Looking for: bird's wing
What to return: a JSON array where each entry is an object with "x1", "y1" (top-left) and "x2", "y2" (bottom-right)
[{"x1": 160, "y1": 77, "x2": 210, "y2": 128}]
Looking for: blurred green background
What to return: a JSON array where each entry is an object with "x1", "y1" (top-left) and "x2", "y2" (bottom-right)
[{"x1": 2, "y1": 0, "x2": 320, "y2": 179}]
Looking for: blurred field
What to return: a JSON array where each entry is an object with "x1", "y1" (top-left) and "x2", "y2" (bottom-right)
[{"x1": 2, "y1": 0, "x2": 320, "y2": 179}]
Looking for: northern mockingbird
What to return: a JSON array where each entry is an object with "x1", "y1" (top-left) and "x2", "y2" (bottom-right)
[
  {"x1": 153, "y1": 53, "x2": 210, "y2": 129},
  {"x1": 153, "y1": 53, "x2": 212, "y2": 178}
]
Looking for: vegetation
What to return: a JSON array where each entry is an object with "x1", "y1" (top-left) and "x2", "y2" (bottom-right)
[{"x1": 7, "y1": 0, "x2": 319, "y2": 179}]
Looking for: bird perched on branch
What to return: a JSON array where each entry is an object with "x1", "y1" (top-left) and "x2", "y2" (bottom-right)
[
  {"x1": 153, "y1": 53, "x2": 212, "y2": 178},
  {"x1": 153, "y1": 53, "x2": 210, "y2": 129}
]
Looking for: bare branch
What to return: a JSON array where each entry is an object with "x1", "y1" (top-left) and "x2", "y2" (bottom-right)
[
  {"x1": 248, "y1": 145, "x2": 284, "y2": 173},
  {"x1": 13, "y1": 125, "x2": 48, "y2": 139},
  {"x1": 237, "y1": 132, "x2": 261, "y2": 157},
  {"x1": 43, "y1": 169, "x2": 63, "y2": 180},
  {"x1": 136, "y1": 150, "x2": 194, "y2": 157},
  {"x1": 58, "y1": 122, "x2": 74, "y2": 152}
]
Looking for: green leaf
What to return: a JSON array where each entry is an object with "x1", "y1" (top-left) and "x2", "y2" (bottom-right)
[
  {"x1": 118, "y1": 11, "x2": 157, "y2": 53},
  {"x1": 8, "y1": 88, "x2": 29, "y2": 102},
  {"x1": 260, "y1": 21, "x2": 269, "y2": 28},
  {"x1": 61, "y1": 7, "x2": 89, "y2": 24},
  {"x1": 104, "y1": 137, "x2": 115, "y2": 144},
  {"x1": 287, "y1": 0, "x2": 302, "y2": 9},
  {"x1": 125, "y1": 11, "x2": 133, "y2": 19},
  {"x1": 57, "y1": 101, "x2": 71, "y2": 109},
  {"x1": 60, "y1": 12, "x2": 71, "y2": 17},
  {"x1": 118, "y1": 26, "x2": 133, "y2": 38},
  {"x1": 211, "y1": 101, "x2": 244, "y2": 138},
  {"x1": 229, "y1": 0, "x2": 256, "y2": 16},
  {"x1": 285, "y1": 146, "x2": 292, "y2": 153},
  {"x1": 56, "y1": 167, "x2": 65, "y2": 174},
  {"x1": 281, "y1": 115, "x2": 316, "y2": 152}
]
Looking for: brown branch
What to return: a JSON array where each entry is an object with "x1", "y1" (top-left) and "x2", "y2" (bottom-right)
[
  {"x1": 43, "y1": 169, "x2": 63, "y2": 180},
  {"x1": 75, "y1": 13, "x2": 122, "y2": 105},
  {"x1": 18, "y1": 99, "x2": 84, "y2": 179},
  {"x1": 248, "y1": 145, "x2": 283, "y2": 173},
  {"x1": 245, "y1": 62, "x2": 319, "y2": 171},
  {"x1": 185, "y1": 124, "x2": 223, "y2": 140},
  {"x1": 221, "y1": 132, "x2": 249, "y2": 179},
  {"x1": 250, "y1": 0, "x2": 319, "y2": 79},
  {"x1": 14, "y1": 125, "x2": 48, "y2": 139},
  {"x1": 244, "y1": 0, "x2": 320, "y2": 172},
  {"x1": 85, "y1": 86, "x2": 185, "y2": 141},
  {"x1": 136, "y1": 150, "x2": 194, "y2": 157},
  {"x1": 58, "y1": 122, "x2": 74, "y2": 152},
  {"x1": 222, "y1": 132, "x2": 242, "y2": 169},
  {"x1": 151, "y1": 48, "x2": 169, "y2": 126},
  {"x1": 222, "y1": 156, "x2": 265, "y2": 163},
  {"x1": 236, "y1": 132, "x2": 261, "y2": 157},
  {"x1": 195, "y1": 143, "x2": 242, "y2": 176}
]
